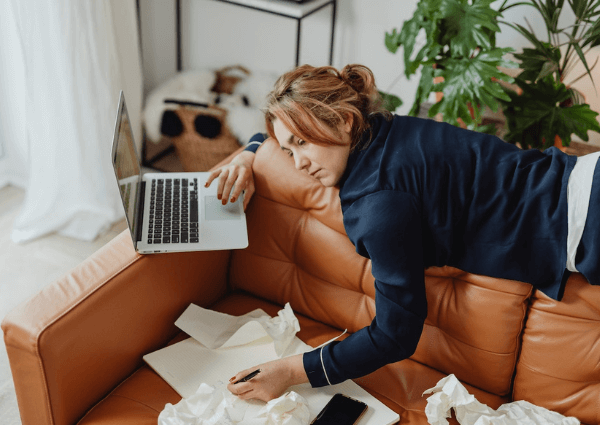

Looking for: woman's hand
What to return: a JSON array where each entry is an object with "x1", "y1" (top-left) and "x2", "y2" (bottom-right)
[
  {"x1": 227, "y1": 354, "x2": 308, "y2": 402},
  {"x1": 204, "y1": 150, "x2": 256, "y2": 210}
]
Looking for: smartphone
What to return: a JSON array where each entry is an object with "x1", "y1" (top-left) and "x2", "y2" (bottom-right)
[{"x1": 311, "y1": 393, "x2": 368, "y2": 425}]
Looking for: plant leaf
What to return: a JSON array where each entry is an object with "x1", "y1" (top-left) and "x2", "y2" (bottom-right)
[
  {"x1": 379, "y1": 91, "x2": 403, "y2": 112},
  {"x1": 438, "y1": 0, "x2": 502, "y2": 57},
  {"x1": 567, "y1": 34, "x2": 596, "y2": 89},
  {"x1": 431, "y1": 47, "x2": 514, "y2": 127},
  {"x1": 537, "y1": 60, "x2": 560, "y2": 81},
  {"x1": 583, "y1": 16, "x2": 600, "y2": 48},
  {"x1": 500, "y1": 76, "x2": 600, "y2": 149},
  {"x1": 513, "y1": 44, "x2": 561, "y2": 81},
  {"x1": 568, "y1": 0, "x2": 588, "y2": 19},
  {"x1": 554, "y1": 104, "x2": 600, "y2": 143},
  {"x1": 385, "y1": 28, "x2": 402, "y2": 54},
  {"x1": 409, "y1": 64, "x2": 435, "y2": 117}
]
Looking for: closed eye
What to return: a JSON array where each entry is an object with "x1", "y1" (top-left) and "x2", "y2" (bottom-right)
[{"x1": 280, "y1": 146, "x2": 293, "y2": 157}]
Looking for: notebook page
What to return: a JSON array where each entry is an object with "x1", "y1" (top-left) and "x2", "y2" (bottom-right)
[{"x1": 143, "y1": 337, "x2": 280, "y2": 399}]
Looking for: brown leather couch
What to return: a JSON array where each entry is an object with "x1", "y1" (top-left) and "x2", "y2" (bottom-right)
[{"x1": 3, "y1": 139, "x2": 600, "y2": 425}]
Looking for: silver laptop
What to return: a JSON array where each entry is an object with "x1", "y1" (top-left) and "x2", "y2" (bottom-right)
[{"x1": 111, "y1": 91, "x2": 248, "y2": 254}]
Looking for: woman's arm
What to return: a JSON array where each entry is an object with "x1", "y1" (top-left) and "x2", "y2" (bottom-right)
[
  {"x1": 226, "y1": 191, "x2": 428, "y2": 401},
  {"x1": 304, "y1": 190, "x2": 428, "y2": 387},
  {"x1": 204, "y1": 133, "x2": 266, "y2": 210}
]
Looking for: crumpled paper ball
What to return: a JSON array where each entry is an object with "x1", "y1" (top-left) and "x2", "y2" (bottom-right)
[{"x1": 158, "y1": 382, "x2": 310, "y2": 425}]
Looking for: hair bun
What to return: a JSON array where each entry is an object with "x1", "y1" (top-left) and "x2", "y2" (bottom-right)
[{"x1": 340, "y1": 64, "x2": 377, "y2": 97}]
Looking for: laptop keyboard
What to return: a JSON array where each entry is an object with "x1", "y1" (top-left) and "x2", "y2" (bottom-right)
[{"x1": 147, "y1": 178, "x2": 199, "y2": 245}]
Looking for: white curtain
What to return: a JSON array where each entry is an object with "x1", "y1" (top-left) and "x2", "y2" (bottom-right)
[{"x1": 0, "y1": 0, "x2": 143, "y2": 242}]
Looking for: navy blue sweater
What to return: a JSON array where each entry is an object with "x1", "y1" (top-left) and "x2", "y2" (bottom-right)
[{"x1": 246, "y1": 117, "x2": 582, "y2": 388}]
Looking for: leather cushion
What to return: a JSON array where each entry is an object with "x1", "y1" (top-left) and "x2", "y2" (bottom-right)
[
  {"x1": 415, "y1": 267, "x2": 532, "y2": 396},
  {"x1": 513, "y1": 273, "x2": 600, "y2": 425}
]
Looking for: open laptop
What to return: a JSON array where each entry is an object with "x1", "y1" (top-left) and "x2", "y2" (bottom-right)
[{"x1": 111, "y1": 91, "x2": 248, "y2": 254}]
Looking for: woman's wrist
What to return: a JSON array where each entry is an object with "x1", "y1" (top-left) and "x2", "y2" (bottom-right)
[
  {"x1": 286, "y1": 354, "x2": 309, "y2": 386},
  {"x1": 232, "y1": 150, "x2": 255, "y2": 168}
]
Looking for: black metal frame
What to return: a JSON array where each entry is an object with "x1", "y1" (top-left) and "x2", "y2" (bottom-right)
[
  {"x1": 187, "y1": 0, "x2": 337, "y2": 69},
  {"x1": 139, "y1": 0, "x2": 337, "y2": 168}
]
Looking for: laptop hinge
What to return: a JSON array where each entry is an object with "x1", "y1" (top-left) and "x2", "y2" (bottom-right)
[{"x1": 136, "y1": 181, "x2": 146, "y2": 243}]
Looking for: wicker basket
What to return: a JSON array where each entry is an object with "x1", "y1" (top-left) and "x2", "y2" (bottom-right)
[{"x1": 168, "y1": 104, "x2": 241, "y2": 172}]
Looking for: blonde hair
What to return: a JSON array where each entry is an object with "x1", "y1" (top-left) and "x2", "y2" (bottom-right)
[{"x1": 264, "y1": 64, "x2": 391, "y2": 151}]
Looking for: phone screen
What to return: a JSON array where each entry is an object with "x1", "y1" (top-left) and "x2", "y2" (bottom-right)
[{"x1": 311, "y1": 393, "x2": 368, "y2": 425}]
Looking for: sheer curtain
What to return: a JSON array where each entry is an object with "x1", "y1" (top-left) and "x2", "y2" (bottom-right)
[{"x1": 0, "y1": 0, "x2": 143, "y2": 243}]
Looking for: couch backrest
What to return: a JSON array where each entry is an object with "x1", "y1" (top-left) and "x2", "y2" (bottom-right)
[{"x1": 229, "y1": 139, "x2": 532, "y2": 397}]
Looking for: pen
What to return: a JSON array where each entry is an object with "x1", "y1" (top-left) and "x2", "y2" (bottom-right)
[{"x1": 234, "y1": 369, "x2": 261, "y2": 384}]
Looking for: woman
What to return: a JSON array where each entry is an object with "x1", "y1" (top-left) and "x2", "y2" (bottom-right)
[{"x1": 205, "y1": 64, "x2": 600, "y2": 402}]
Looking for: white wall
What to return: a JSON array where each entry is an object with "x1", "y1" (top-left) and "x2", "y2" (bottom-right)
[
  {"x1": 139, "y1": 0, "x2": 599, "y2": 144},
  {"x1": 139, "y1": 0, "x2": 421, "y2": 114}
]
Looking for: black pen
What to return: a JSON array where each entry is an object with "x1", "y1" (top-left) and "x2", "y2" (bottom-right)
[{"x1": 234, "y1": 369, "x2": 261, "y2": 384}]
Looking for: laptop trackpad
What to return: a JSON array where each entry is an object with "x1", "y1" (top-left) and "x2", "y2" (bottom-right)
[{"x1": 204, "y1": 196, "x2": 242, "y2": 220}]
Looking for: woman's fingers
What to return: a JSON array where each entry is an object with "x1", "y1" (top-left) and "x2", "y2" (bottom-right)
[
  {"x1": 227, "y1": 380, "x2": 253, "y2": 395},
  {"x1": 229, "y1": 168, "x2": 252, "y2": 204},
  {"x1": 221, "y1": 166, "x2": 241, "y2": 205},
  {"x1": 236, "y1": 388, "x2": 257, "y2": 400},
  {"x1": 242, "y1": 179, "x2": 255, "y2": 211},
  {"x1": 204, "y1": 150, "x2": 256, "y2": 206},
  {"x1": 228, "y1": 367, "x2": 256, "y2": 385},
  {"x1": 216, "y1": 168, "x2": 230, "y2": 201},
  {"x1": 204, "y1": 168, "x2": 223, "y2": 188}
]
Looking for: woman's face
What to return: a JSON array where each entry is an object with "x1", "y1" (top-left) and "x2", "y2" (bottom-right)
[{"x1": 272, "y1": 118, "x2": 351, "y2": 187}]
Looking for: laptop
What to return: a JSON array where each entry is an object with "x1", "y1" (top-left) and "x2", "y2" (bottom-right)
[{"x1": 111, "y1": 91, "x2": 248, "y2": 254}]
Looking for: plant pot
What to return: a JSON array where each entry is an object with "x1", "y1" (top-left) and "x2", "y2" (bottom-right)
[{"x1": 553, "y1": 135, "x2": 568, "y2": 152}]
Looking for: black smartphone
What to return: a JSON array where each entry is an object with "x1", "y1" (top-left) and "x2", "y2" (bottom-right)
[{"x1": 311, "y1": 393, "x2": 368, "y2": 425}]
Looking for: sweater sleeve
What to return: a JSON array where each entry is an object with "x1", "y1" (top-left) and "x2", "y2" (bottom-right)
[
  {"x1": 243, "y1": 132, "x2": 266, "y2": 153},
  {"x1": 303, "y1": 190, "x2": 427, "y2": 387}
]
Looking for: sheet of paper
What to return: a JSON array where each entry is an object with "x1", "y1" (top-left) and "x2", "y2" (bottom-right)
[
  {"x1": 174, "y1": 304, "x2": 268, "y2": 349},
  {"x1": 145, "y1": 304, "x2": 399, "y2": 425},
  {"x1": 221, "y1": 321, "x2": 272, "y2": 349},
  {"x1": 144, "y1": 337, "x2": 280, "y2": 398}
]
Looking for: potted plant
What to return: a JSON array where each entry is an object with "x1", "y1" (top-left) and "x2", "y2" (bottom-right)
[
  {"x1": 385, "y1": 0, "x2": 519, "y2": 133},
  {"x1": 499, "y1": 0, "x2": 600, "y2": 150}
]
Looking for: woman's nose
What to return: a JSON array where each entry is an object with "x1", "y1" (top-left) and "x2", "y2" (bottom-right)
[{"x1": 294, "y1": 155, "x2": 309, "y2": 171}]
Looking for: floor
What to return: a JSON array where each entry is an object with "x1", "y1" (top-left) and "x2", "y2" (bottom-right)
[{"x1": 0, "y1": 185, "x2": 127, "y2": 425}]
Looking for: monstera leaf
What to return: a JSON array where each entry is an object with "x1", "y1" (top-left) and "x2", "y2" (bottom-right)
[
  {"x1": 513, "y1": 44, "x2": 562, "y2": 82},
  {"x1": 501, "y1": 76, "x2": 600, "y2": 149},
  {"x1": 385, "y1": 0, "x2": 516, "y2": 132},
  {"x1": 429, "y1": 48, "x2": 515, "y2": 130},
  {"x1": 437, "y1": 0, "x2": 502, "y2": 57}
]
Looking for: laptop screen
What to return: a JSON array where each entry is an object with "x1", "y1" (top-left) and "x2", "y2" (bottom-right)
[{"x1": 112, "y1": 92, "x2": 141, "y2": 244}]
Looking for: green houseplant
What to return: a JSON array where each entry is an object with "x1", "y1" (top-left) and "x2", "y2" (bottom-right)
[
  {"x1": 500, "y1": 0, "x2": 600, "y2": 149},
  {"x1": 385, "y1": 0, "x2": 518, "y2": 133}
]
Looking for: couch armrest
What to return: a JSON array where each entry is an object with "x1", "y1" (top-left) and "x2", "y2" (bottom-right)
[{"x1": 2, "y1": 230, "x2": 231, "y2": 425}]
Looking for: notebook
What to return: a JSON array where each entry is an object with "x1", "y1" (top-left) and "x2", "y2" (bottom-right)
[
  {"x1": 111, "y1": 91, "x2": 248, "y2": 254},
  {"x1": 143, "y1": 304, "x2": 400, "y2": 425}
]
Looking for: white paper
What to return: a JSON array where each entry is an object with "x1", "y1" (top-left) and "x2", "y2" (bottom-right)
[
  {"x1": 144, "y1": 337, "x2": 280, "y2": 398},
  {"x1": 253, "y1": 391, "x2": 310, "y2": 425},
  {"x1": 175, "y1": 303, "x2": 300, "y2": 357},
  {"x1": 147, "y1": 303, "x2": 399, "y2": 425},
  {"x1": 423, "y1": 374, "x2": 580, "y2": 425},
  {"x1": 174, "y1": 304, "x2": 269, "y2": 350}
]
